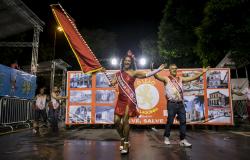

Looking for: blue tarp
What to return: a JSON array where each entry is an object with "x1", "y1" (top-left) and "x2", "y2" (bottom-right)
[{"x1": 0, "y1": 64, "x2": 36, "y2": 99}]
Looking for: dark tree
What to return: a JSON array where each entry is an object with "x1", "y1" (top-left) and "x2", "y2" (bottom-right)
[
  {"x1": 195, "y1": 0, "x2": 250, "y2": 67},
  {"x1": 158, "y1": 0, "x2": 207, "y2": 67}
]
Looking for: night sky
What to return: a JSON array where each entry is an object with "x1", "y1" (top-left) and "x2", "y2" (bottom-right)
[{"x1": 22, "y1": 0, "x2": 166, "y2": 54}]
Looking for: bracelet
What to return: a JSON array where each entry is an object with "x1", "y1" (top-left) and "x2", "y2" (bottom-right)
[{"x1": 146, "y1": 67, "x2": 162, "y2": 77}]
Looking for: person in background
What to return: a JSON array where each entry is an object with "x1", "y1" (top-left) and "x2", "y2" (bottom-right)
[
  {"x1": 58, "y1": 86, "x2": 67, "y2": 121},
  {"x1": 152, "y1": 63, "x2": 209, "y2": 147},
  {"x1": 10, "y1": 60, "x2": 20, "y2": 70},
  {"x1": 33, "y1": 87, "x2": 49, "y2": 134},
  {"x1": 49, "y1": 86, "x2": 67, "y2": 132}
]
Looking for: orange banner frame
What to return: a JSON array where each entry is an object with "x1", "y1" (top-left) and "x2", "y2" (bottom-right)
[{"x1": 65, "y1": 68, "x2": 233, "y2": 126}]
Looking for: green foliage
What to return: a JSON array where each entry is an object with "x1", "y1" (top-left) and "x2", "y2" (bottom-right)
[
  {"x1": 195, "y1": 0, "x2": 250, "y2": 67},
  {"x1": 159, "y1": 0, "x2": 250, "y2": 67},
  {"x1": 158, "y1": 0, "x2": 207, "y2": 67}
]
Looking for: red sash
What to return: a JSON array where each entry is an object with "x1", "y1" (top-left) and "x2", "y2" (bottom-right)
[
  {"x1": 168, "y1": 75, "x2": 183, "y2": 98},
  {"x1": 116, "y1": 71, "x2": 137, "y2": 106}
]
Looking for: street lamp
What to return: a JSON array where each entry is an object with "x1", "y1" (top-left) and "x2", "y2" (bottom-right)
[
  {"x1": 51, "y1": 26, "x2": 64, "y2": 93},
  {"x1": 110, "y1": 57, "x2": 118, "y2": 66},
  {"x1": 139, "y1": 57, "x2": 147, "y2": 67},
  {"x1": 57, "y1": 26, "x2": 63, "y2": 32},
  {"x1": 53, "y1": 26, "x2": 63, "y2": 59}
]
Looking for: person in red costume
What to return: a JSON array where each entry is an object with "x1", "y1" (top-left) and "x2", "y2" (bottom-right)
[{"x1": 109, "y1": 50, "x2": 164, "y2": 154}]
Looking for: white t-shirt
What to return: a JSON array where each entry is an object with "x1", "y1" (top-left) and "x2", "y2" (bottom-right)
[
  {"x1": 51, "y1": 97, "x2": 60, "y2": 109},
  {"x1": 165, "y1": 76, "x2": 183, "y2": 101},
  {"x1": 36, "y1": 95, "x2": 47, "y2": 110},
  {"x1": 241, "y1": 87, "x2": 250, "y2": 100}
]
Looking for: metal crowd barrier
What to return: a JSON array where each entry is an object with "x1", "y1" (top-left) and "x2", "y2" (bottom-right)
[
  {"x1": 0, "y1": 97, "x2": 35, "y2": 131},
  {"x1": 233, "y1": 100, "x2": 248, "y2": 120}
]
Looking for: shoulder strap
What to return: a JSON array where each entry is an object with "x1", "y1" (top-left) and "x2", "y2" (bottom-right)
[
  {"x1": 116, "y1": 71, "x2": 137, "y2": 106},
  {"x1": 168, "y1": 75, "x2": 183, "y2": 97}
]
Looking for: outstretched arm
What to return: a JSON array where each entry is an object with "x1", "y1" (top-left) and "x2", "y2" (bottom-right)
[
  {"x1": 134, "y1": 64, "x2": 165, "y2": 79},
  {"x1": 154, "y1": 72, "x2": 167, "y2": 84},
  {"x1": 150, "y1": 63, "x2": 167, "y2": 84},
  {"x1": 182, "y1": 67, "x2": 210, "y2": 83},
  {"x1": 51, "y1": 92, "x2": 67, "y2": 100},
  {"x1": 100, "y1": 68, "x2": 117, "y2": 87}
]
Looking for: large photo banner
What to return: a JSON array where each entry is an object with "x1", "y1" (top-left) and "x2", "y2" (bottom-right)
[
  {"x1": 0, "y1": 64, "x2": 36, "y2": 99},
  {"x1": 66, "y1": 68, "x2": 233, "y2": 125}
]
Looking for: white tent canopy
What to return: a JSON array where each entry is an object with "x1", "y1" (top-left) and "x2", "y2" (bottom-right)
[{"x1": 216, "y1": 53, "x2": 236, "y2": 69}]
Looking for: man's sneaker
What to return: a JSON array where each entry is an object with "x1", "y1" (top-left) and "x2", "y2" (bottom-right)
[
  {"x1": 164, "y1": 137, "x2": 171, "y2": 145},
  {"x1": 179, "y1": 139, "x2": 192, "y2": 147}
]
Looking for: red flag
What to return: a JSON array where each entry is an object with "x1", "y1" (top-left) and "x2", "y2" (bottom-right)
[{"x1": 51, "y1": 4, "x2": 102, "y2": 73}]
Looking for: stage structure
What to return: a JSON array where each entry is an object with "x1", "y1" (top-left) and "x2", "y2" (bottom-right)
[
  {"x1": 0, "y1": 0, "x2": 44, "y2": 74},
  {"x1": 66, "y1": 68, "x2": 233, "y2": 125}
]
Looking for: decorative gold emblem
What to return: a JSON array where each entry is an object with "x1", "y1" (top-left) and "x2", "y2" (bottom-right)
[{"x1": 22, "y1": 81, "x2": 32, "y2": 95}]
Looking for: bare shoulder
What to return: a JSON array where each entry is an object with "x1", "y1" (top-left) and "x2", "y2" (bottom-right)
[
  {"x1": 51, "y1": 92, "x2": 56, "y2": 97},
  {"x1": 129, "y1": 70, "x2": 137, "y2": 77},
  {"x1": 158, "y1": 74, "x2": 168, "y2": 84}
]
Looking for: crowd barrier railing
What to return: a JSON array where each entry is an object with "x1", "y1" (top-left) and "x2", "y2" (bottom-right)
[
  {"x1": 233, "y1": 100, "x2": 248, "y2": 120},
  {"x1": 0, "y1": 97, "x2": 35, "y2": 131}
]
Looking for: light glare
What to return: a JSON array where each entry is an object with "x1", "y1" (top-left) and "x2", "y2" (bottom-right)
[
  {"x1": 111, "y1": 58, "x2": 118, "y2": 66},
  {"x1": 139, "y1": 57, "x2": 146, "y2": 66},
  {"x1": 57, "y1": 26, "x2": 63, "y2": 32}
]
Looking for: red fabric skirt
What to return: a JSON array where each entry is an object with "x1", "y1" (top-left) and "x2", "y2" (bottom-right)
[{"x1": 115, "y1": 96, "x2": 139, "y2": 117}]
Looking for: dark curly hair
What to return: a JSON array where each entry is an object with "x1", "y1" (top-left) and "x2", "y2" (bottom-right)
[{"x1": 120, "y1": 55, "x2": 137, "y2": 71}]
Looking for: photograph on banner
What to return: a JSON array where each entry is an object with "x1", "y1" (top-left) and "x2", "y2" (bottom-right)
[
  {"x1": 68, "y1": 106, "x2": 91, "y2": 123},
  {"x1": 69, "y1": 72, "x2": 92, "y2": 88},
  {"x1": 207, "y1": 69, "x2": 229, "y2": 89},
  {"x1": 184, "y1": 95, "x2": 205, "y2": 123},
  {"x1": 96, "y1": 90, "x2": 116, "y2": 103},
  {"x1": 95, "y1": 106, "x2": 114, "y2": 124},
  {"x1": 207, "y1": 89, "x2": 231, "y2": 123},
  {"x1": 182, "y1": 70, "x2": 204, "y2": 96},
  {"x1": 96, "y1": 71, "x2": 115, "y2": 88},
  {"x1": 70, "y1": 90, "x2": 92, "y2": 103}
]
